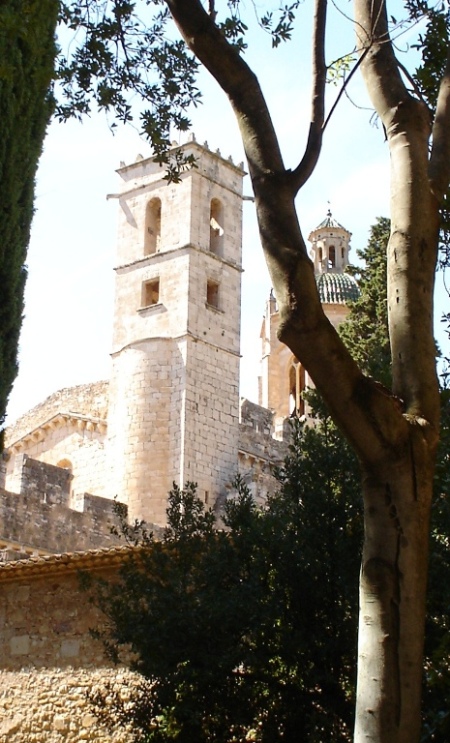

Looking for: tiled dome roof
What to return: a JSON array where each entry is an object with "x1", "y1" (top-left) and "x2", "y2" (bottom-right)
[
  {"x1": 316, "y1": 272, "x2": 359, "y2": 304},
  {"x1": 314, "y1": 211, "x2": 347, "y2": 231}
]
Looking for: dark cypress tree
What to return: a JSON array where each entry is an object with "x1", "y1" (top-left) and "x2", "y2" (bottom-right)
[
  {"x1": 0, "y1": 0, "x2": 58, "y2": 434},
  {"x1": 339, "y1": 216, "x2": 391, "y2": 388}
]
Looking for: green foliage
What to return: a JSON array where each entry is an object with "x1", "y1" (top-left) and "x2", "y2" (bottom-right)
[
  {"x1": 57, "y1": 1, "x2": 200, "y2": 175},
  {"x1": 56, "y1": 0, "x2": 307, "y2": 159},
  {"x1": 339, "y1": 217, "x2": 391, "y2": 388},
  {"x1": 422, "y1": 385, "x2": 450, "y2": 742},
  {"x1": 85, "y1": 219, "x2": 450, "y2": 741},
  {"x1": 0, "y1": 0, "x2": 58, "y2": 431},
  {"x1": 406, "y1": 1, "x2": 450, "y2": 264},
  {"x1": 326, "y1": 54, "x2": 355, "y2": 86},
  {"x1": 89, "y1": 421, "x2": 362, "y2": 743}
]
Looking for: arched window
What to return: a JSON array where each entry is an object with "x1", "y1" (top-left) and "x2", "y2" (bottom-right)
[
  {"x1": 56, "y1": 458, "x2": 73, "y2": 496},
  {"x1": 210, "y1": 198, "x2": 224, "y2": 255},
  {"x1": 328, "y1": 245, "x2": 336, "y2": 268},
  {"x1": 144, "y1": 198, "x2": 162, "y2": 255},
  {"x1": 289, "y1": 359, "x2": 305, "y2": 416},
  {"x1": 57, "y1": 458, "x2": 72, "y2": 472}
]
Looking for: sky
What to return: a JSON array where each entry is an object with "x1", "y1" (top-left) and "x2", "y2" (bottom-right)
[{"x1": 5, "y1": 3, "x2": 448, "y2": 424}]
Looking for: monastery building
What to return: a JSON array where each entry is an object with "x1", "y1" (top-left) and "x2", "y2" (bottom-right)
[{"x1": 0, "y1": 137, "x2": 358, "y2": 558}]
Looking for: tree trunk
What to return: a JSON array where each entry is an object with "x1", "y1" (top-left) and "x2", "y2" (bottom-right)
[
  {"x1": 165, "y1": 2, "x2": 450, "y2": 741},
  {"x1": 355, "y1": 433, "x2": 435, "y2": 743}
]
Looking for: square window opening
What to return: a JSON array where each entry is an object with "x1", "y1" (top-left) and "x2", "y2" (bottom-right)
[
  {"x1": 206, "y1": 280, "x2": 220, "y2": 309},
  {"x1": 142, "y1": 278, "x2": 160, "y2": 307}
]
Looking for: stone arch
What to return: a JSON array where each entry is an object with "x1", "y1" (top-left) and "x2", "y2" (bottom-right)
[
  {"x1": 209, "y1": 198, "x2": 224, "y2": 255},
  {"x1": 56, "y1": 458, "x2": 72, "y2": 472},
  {"x1": 144, "y1": 197, "x2": 162, "y2": 255},
  {"x1": 328, "y1": 245, "x2": 336, "y2": 268},
  {"x1": 288, "y1": 358, "x2": 305, "y2": 417}
]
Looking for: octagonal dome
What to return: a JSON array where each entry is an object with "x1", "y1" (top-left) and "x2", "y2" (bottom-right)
[{"x1": 316, "y1": 272, "x2": 359, "y2": 304}]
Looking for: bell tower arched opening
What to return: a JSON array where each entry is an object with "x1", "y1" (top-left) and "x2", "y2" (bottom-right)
[
  {"x1": 144, "y1": 197, "x2": 162, "y2": 255},
  {"x1": 289, "y1": 359, "x2": 305, "y2": 417},
  {"x1": 209, "y1": 198, "x2": 224, "y2": 256},
  {"x1": 328, "y1": 245, "x2": 336, "y2": 269}
]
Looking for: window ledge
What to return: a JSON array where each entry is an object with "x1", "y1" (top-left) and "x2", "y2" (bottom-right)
[
  {"x1": 205, "y1": 302, "x2": 224, "y2": 314},
  {"x1": 138, "y1": 302, "x2": 164, "y2": 314}
]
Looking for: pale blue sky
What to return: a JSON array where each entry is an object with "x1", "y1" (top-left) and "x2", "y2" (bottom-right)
[{"x1": 5, "y1": 4, "x2": 448, "y2": 423}]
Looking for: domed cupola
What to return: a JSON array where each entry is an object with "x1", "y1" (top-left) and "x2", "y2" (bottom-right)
[
  {"x1": 316, "y1": 271, "x2": 359, "y2": 304},
  {"x1": 308, "y1": 209, "x2": 359, "y2": 305}
]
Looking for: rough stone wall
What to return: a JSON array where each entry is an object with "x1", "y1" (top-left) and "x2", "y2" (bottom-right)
[
  {"x1": 0, "y1": 456, "x2": 123, "y2": 554},
  {"x1": 6, "y1": 381, "x2": 109, "y2": 444},
  {"x1": 107, "y1": 338, "x2": 175, "y2": 524},
  {"x1": 238, "y1": 399, "x2": 289, "y2": 506},
  {"x1": 0, "y1": 554, "x2": 136, "y2": 743},
  {"x1": 5, "y1": 419, "x2": 108, "y2": 500},
  {"x1": 0, "y1": 668, "x2": 135, "y2": 743},
  {"x1": 107, "y1": 141, "x2": 244, "y2": 525},
  {"x1": 178, "y1": 336, "x2": 240, "y2": 507}
]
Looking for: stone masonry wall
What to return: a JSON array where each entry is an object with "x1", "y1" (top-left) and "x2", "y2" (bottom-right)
[
  {"x1": 6, "y1": 381, "x2": 109, "y2": 445},
  {"x1": 0, "y1": 456, "x2": 122, "y2": 554},
  {"x1": 237, "y1": 400, "x2": 290, "y2": 507},
  {"x1": 0, "y1": 552, "x2": 136, "y2": 743},
  {"x1": 0, "y1": 668, "x2": 135, "y2": 743},
  {"x1": 5, "y1": 421, "x2": 109, "y2": 501}
]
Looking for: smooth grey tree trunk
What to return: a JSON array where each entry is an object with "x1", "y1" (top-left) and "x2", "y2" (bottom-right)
[{"x1": 165, "y1": 1, "x2": 450, "y2": 740}]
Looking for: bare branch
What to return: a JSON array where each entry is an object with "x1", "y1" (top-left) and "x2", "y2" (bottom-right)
[
  {"x1": 429, "y1": 45, "x2": 450, "y2": 203},
  {"x1": 165, "y1": 0, "x2": 286, "y2": 184},
  {"x1": 354, "y1": 0, "x2": 409, "y2": 115},
  {"x1": 290, "y1": 0, "x2": 327, "y2": 193},
  {"x1": 354, "y1": 0, "x2": 439, "y2": 424},
  {"x1": 322, "y1": 46, "x2": 369, "y2": 131},
  {"x1": 208, "y1": 0, "x2": 216, "y2": 21}
]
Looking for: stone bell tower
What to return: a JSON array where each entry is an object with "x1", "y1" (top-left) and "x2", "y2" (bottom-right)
[
  {"x1": 107, "y1": 137, "x2": 245, "y2": 525},
  {"x1": 259, "y1": 211, "x2": 359, "y2": 428}
]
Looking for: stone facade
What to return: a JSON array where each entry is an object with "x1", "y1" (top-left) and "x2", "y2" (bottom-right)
[
  {"x1": 4, "y1": 382, "x2": 110, "y2": 502},
  {"x1": 2, "y1": 393, "x2": 286, "y2": 555},
  {"x1": 0, "y1": 548, "x2": 137, "y2": 743},
  {"x1": 1, "y1": 149, "x2": 356, "y2": 552},
  {"x1": 0, "y1": 454, "x2": 123, "y2": 557},
  {"x1": 259, "y1": 211, "x2": 358, "y2": 423},
  {"x1": 0, "y1": 142, "x2": 358, "y2": 743},
  {"x1": 107, "y1": 139, "x2": 244, "y2": 524}
]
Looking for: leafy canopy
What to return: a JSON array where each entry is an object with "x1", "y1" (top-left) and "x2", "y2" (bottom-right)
[{"x1": 89, "y1": 423, "x2": 362, "y2": 743}]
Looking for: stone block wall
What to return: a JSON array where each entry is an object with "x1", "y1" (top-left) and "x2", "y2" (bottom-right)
[
  {"x1": 0, "y1": 456, "x2": 123, "y2": 555},
  {"x1": 107, "y1": 338, "x2": 175, "y2": 524},
  {"x1": 237, "y1": 399, "x2": 290, "y2": 506},
  {"x1": 177, "y1": 336, "x2": 240, "y2": 507},
  {"x1": 0, "y1": 549, "x2": 137, "y2": 743},
  {"x1": 0, "y1": 668, "x2": 135, "y2": 743},
  {"x1": 6, "y1": 382, "x2": 109, "y2": 444},
  {"x1": 5, "y1": 420, "x2": 108, "y2": 502}
]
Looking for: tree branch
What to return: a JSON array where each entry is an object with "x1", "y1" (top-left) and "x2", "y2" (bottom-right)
[
  {"x1": 322, "y1": 46, "x2": 369, "y2": 131},
  {"x1": 165, "y1": 0, "x2": 287, "y2": 185},
  {"x1": 354, "y1": 0, "x2": 440, "y2": 427},
  {"x1": 429, "y1": 44, "x2": 450, "y2": 203},
  {"x1": 289, "y1": 0, "x2": 327, "y2": 193},
  {"x1": 165, "y1": 0, "x2": 428, "y2": 465}
]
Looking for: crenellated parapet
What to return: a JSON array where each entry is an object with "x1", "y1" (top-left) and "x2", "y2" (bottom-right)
[{"x1": 0, "y1": 455, "x2": 125, "y2": 559}]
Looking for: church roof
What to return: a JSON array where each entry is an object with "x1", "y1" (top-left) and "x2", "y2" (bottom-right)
[
  {"x1": 0, "y1": 545, "x2": 138, "y2": 582},
  {"x1": 314, "y1": 210, "x2": 348, "y2": 232},
  {"x1": 5, "y1": 380, "x2": 109, "y2": 447},
  {"x1": 316, "y1": 272, "x2": 359, "y2": 304}
]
